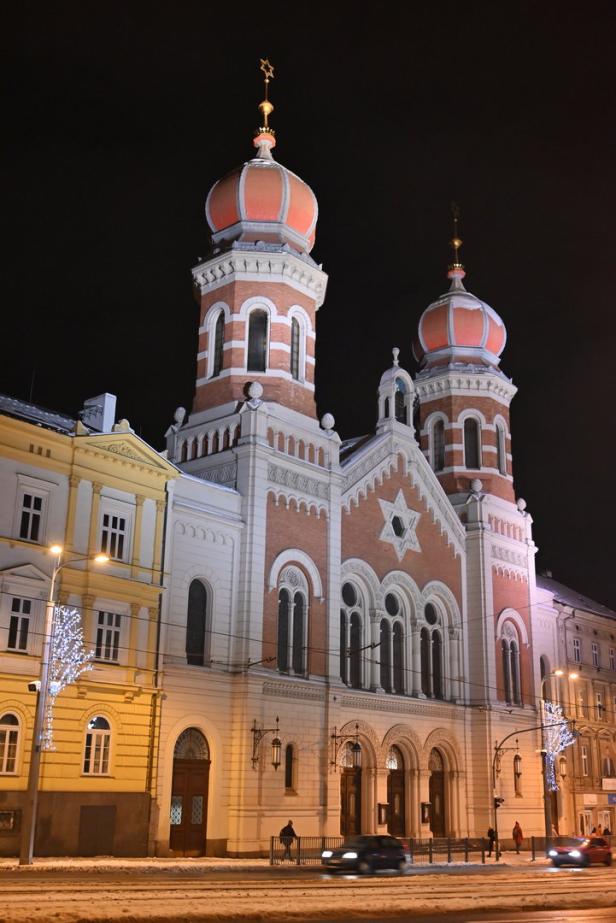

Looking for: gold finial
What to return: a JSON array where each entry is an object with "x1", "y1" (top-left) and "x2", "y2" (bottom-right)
[
  {"x1": 449, "y1": 201, "x2": 464, "y2": 270},
  {"x1": 258, "y1": 58, "x2": 275, "y2": 131}
]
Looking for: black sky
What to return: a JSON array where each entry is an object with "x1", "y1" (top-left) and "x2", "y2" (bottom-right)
[{"x1": 3, "y1": 2, "x2": 616, "y2": 607}]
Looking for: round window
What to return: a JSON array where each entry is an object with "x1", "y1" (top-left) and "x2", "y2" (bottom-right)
[
  {"x1": 342, "y1": 582, "x2": 357, "y2": 607},
  {"x1": 385, "y1": 593, "x2": 400, "y2": 616}
]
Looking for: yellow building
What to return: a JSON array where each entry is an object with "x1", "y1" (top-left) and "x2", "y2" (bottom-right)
[{"x1": 0, "y1": 393, "x2": 178, "y2": 856}]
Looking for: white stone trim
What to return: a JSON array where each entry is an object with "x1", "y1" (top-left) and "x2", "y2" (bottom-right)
[
  {"x1": 496, "y1": 607, "x2": 529, "y2": 647},
  {"x1": 268, "y1": 549, "x2": 323, "y2": 599},
  {"x1": 192, "y1": 252, "x2": 328, "y2": 307}
]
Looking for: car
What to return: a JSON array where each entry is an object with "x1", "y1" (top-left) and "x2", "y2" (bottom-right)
[
  {"x1": 548, "y1": 837, "x2": 612, "y2": 867},
  {"x1": 321, "y1": 835, "x2": 407, "y2": 874}
]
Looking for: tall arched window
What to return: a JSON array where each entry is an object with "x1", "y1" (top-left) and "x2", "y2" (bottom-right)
[
  {"x1": 186, "y1": 580, "x2": 209, "y2": 666},
  {"x1": 421, "y1": 627, "x2": 431, "y2": 696},
  {"x1": 290, "y1": 317, "x2": 301, "y2": 380},
  {"x1": 501, "y1": 623, "x2": 522, "y2": 705},
  {"x1": 421, "y1": 603, "x2": 445, "y2": 699},
  {"x1": 0, "y1": 713, "x2": 19, "y2": 774},
  {"x1": 394, "y1": 378, "x2": 407, "y2": 424},
  {"x1": 341, "y1": 581, "x2": 363, "y2": 689},
  {"x1": 433, "y1": 419, "x2": 445, "y2": 472},
  {"x1": 247, "y1": 309, "x2": 268, "y2": 372},
  {"x1": 496, "y1": 422, "x2": 506, "y2": 475},
  {"x1": 212, "y1": 311, "x2": 225, "y2": 377},
  {"x1": 510, "y1": 640, "x2": 520, "y2": 704},
  {"x1": 464, "y1": 417, "x2": 481, "y2": 469},
  {"x1": 380, "y1": 619, "x2": 391, "y2": 692},
  {"x1": 277, "y1": 588, "x2": 290, "y2": 672},
  {"x1": 277, "y1": 568, "x2": 308, "y2": 676},
  {"x1": 83, "y1": 716, "x2": 111, "y2": 775},
  {"x1": 432, "y1": 631, "x2": 443, "y2": 699},
  {"x1": 393, "y1": 622, "x2": 404, "y2": 694},
  {"x1": 540, "y1": 655, "x2": 551, "y2": 702},
  {"x1": 285, "y1": 743, "x2": 296, "y2": 791}
]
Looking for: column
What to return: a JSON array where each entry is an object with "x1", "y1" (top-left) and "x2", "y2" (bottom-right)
[
  {"x1": 376, "y1": 768, "x2": 389, "y2": 833},
  {"x1": 411, "y1": 626, "x2": 423, "y2": 697},
  {"x1": 152, "y1": 499, "x2": 166, "y2": 574},
  {"x1": 64, "y1": 475, "x2": 81, "y2": 552},
  {"x1": 449, "y1": 627, "x2": 460, "y2": 701},
  {"x1": 369, "y1": 611, "x2": 382, "y2": 691},
  {"x1": 419, "y1": 769, "x2": 431, "y2": 837},
  {"x1": 82, "y1": 593, "x2": 95, "y2": 657},
  {"x1": 146, "y1": 604, "x2": 159, "y2": 674},
  {"x1": 131, "y1": 495, "x2": 145, "y2": 577},
  {"x1": 87, "y1": 483, "x2": 102, "y2": 555},
  {"x1": 408, "y1": 768, "x2": 419, "y2": 836},
  {"x1": 128, "y1": 602, "x2": 140, "y2": 671}
]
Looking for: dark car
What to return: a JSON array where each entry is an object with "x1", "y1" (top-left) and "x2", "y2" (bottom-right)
[
  {"x1": 321, "y1": 835, "x2": 407, "y2": 873},
  {"x1": 548, "y1": 837, "x2": 612, "y2": 867}
]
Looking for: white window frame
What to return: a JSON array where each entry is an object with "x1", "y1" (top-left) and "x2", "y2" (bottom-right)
[
  {"x1": 592, "y1": 642, "x2": 600, "y2": 668},
  {"x1": 610, "y1": 648, "x2": 616, "y2": 672},
  {"x1": 83, "y1": 716, "x2": 112, "y2": 775},
  {"x1": 7, "y1": 596, "x2": 31, "y2": 652},
  {"x1": 245, "y1": 306, "x2": 270, "y2": 373},
  {"x1": 13, "y1": 475, "x2": 55, "y2": 545},
  {"x1": 95, "y1": 611, "x2": 122, "y2": 662},
  {"x1": 573, "y1": 637, "x2": 581, "y2": 664},
  {"x1": 581, "y1": 744, "x2": 589, "y2": 777},
  {"x1": 99, "y1": 500, "x2": 132, "y2": 563},
  {"x1": 0, "y1": 713, "x2": 20, "y2": 774},
  {"x1": 431, "y1": 416, "x2": 447, "y2": 472}
]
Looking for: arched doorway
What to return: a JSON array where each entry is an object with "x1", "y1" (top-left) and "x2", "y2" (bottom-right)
[
  {"x1": 170, "y1": 728, "x2": 210, "y2": 855},
  {"x1": 428, "y1": 748, "x2": 446, "y2": 837},
  {"x1": 386, "y1": 746, "x2": 405, "y2": 836},
  {"x1": 340, "y1": 741, "x2": 362, "y2": 837}
]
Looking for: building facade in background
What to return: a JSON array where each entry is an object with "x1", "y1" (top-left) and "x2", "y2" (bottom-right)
[{"x1": 1, "y1": 92, "x2": 615, "y2": 857}]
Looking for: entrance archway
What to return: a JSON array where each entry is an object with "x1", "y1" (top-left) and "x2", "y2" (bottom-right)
[
  {"x1": 170, "y1": 727, "x2": 210, "y2": 855},
  {"x1": 386, "y1": 746, "x2": 405, "y2": 836},
  {"x1": 428, "y1": 748, "x2": 446, "y2": 837},
  {"x1": 340, "y1": 742, "x2": 362, "y2": 837}
]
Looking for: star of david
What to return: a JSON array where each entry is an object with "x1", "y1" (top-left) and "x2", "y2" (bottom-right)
[{"x1": 378, "y1": 489, "x2": 421, "y2": 561}]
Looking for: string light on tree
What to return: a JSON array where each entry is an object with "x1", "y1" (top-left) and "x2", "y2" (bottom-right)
[
  {"x1": 543, "y1": 700, "x2": 577, "y2": 791},
  {"x1": 42, "y1": 605, "x2": 93, "y2": 751}
]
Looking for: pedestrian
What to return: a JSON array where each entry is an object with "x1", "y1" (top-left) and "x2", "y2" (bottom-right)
[
  {"x1": 487, "y1": 826, "x2": 496, "y2": 857},
  {"x1": 590, "y1": 826, "x2": 597, "y2": 835},
  {"x1": 596, "y1": 824, "x2": 603, "y2": 836},
  {"x1": 603, "y1": 827, "x2": 611, "y2": 836},
  {"x1": 279, "y1": 819, "x2": 297, "y2": 861},
  {"x1": 512, "y1": 821, "x2": 523, "y2": 854}
]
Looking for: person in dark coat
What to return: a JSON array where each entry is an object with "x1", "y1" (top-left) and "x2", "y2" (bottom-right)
[
  {"x1": 487, "y1": 827, "x2": 496, "y2": 857},
  {"x1": 280, "y1": 820, "x2": 297, "y2": 860},
  {"x1": 512, "y1": 821, "x2": 523, "y2": 854}
]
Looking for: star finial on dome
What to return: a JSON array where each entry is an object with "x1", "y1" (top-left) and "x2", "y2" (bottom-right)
[{"x1": 254, "y1": 58, "x2": 276, "y2": 159}]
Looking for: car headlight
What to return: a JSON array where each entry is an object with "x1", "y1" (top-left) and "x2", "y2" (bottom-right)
[
  {"x1": 342, "y1": 851, "x2": 358, "y2": 859},
  {"x1": 568, "y1": 850, "x2": 582, "y2": 858},
  {"x1": 548, "y1": 850, "x2": 558, "y2": 857},
  {"x1": 321, "y1": 850, "x2": 333, "y2": 858}
]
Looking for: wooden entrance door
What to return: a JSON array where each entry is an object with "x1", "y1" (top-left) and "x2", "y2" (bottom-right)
[
  {"x1": 340, "y1": 769, "x2": 362, "y2": 837},
  {"x1": 169, "y1": 758, "x2": 210, "y2": 855},
  {"x1": 387, "y1": 770, "x2": 405, "y2": 836}
]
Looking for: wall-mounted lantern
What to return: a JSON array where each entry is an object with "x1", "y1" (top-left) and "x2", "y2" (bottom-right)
[
  {"x1": 330, "y1": 722, "x2": 361, "y2": 770},
  {"x1": 251, "y1": 716, "x2": 281, "y2": 770}
]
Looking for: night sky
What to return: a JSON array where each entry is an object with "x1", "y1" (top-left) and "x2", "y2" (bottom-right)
[{"x1": 4, "y1": 3, "x2": 615, "y2": 607}]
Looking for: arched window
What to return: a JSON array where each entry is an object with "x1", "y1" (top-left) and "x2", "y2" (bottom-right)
[
  {"x1": 463, "y1": 417, "x2": 481, "y2": 469},
  {"x1": 350, "y1": 612, "x2": 362, "y2": 689},
  {"x1": 285, "y1": 743, "x2": 296, "y2": 791},
  {"x1": 394, "y1": 378, "x2": 407, "y2": 424},
  {"x1": 380, "y1": 619, "x2": 391, "y2": 692},
  {"x1": 277, "y1": 588, "x2": 290, "y2": 672},
  {"x1": 510, "y1": 640, "x2": 520, "y2": 704},
  {"x1": 501, "y1": 623, "x2": 522, "y2": 705},
  {"x1": 420, "y1": 627, "x2": 431, "y2": 696},
  {"x1": 83, "y1": 716, "x2": 111, "y2": 775},
  {"x1": 433, "y1": 419, "x2": 445, "y2": 472},
  {"x1": 0, "y1": 713, "x2": 19, "y2": 774},
  {"x1": 247, "y1": 309, "x2": 268, "y2": 372},
  {"x1": 341, "y1": 582, "x2": 363, "y2": 689},
  {"x1": 212, "y1": 311, "x2": 225, "y2": 377},
  {"x1": 174, "y1": 727, "x2": 209, "y2": 760},
  {"x1": 540, "y1": 655, "x2": 551, "y2": 701},
  {"x1": 393, "y1": 622, "x2": 404, "y2": 694},
  {"x1": 186, "y1": 580, "x2": 209, "y2": 666},
  {"x1": 277, "y1": 568, "x2": 308, "y2": 676},
  {"x1": 432, "y1": 630, "x2": 443, "y2": 700},
  {"x1": 496, "y1": 422, "x2": 506, "y2": 475},
  {"x1": 290, "y1": 317, "x2": 301, "y2": 380}
]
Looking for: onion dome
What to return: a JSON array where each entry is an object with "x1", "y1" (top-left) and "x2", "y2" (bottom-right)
[
  {"x1": 205, "y1": 60, "x2": 318, "y2": 254},
  {"x1": 413, "y1": 220, "x2": 506, "y2": 369}
]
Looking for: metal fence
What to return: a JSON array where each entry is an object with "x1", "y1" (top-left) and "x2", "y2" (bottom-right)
[{"x1": 270, "y1": 836, "x2": 488, "y2": 866}]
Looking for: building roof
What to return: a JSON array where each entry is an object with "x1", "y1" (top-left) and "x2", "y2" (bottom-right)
[
  {"x1": 537, "y1": 575, "x2": 616, "y2": 620},
  {"x1": 0, "y1": 393, "x2": 75, "y2": 434}
]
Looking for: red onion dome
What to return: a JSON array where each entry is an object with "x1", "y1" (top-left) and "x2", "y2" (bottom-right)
[
  {"x1": 414, "y1": 267, "x2": 507, "y2": 369},
  {"x1": 205, "y1": 130, "x2": 318, "y2": 254}
]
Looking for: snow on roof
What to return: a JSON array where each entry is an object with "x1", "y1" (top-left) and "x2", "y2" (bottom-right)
[
  {"x1": 537, "y1": 575, "x2": 616, "y2": 620},
  {"x1": 0, "y1": 393, "x2": 75, "y2": 433}
]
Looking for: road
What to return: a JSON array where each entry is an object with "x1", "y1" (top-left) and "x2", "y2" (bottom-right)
[{"x1": 2, "y1": 864, "x2": 616, "y2": 922}]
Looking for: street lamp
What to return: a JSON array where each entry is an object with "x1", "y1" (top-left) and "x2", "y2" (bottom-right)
[
  {"x1": 19, "y1": 544, "x2": 109, "y2": 866},
  {"x1": 251, "y1": 716, "x2": 282, "y2": 770},
  {"x1": 330, "y1": 723, "x2": 362, "y2": 770},
  {"x1": 540, "y1": 669, "x2": 577, "y2": 842}
]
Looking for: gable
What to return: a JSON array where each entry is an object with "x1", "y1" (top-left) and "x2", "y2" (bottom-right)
[
  {"x1": 75, "y1": 433, "x2": 179, "y2": 477},
  {"x1": 0, "y1": 563, "x2": 50, "y2": 597}
]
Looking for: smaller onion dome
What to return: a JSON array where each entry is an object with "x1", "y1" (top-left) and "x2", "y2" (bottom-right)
[
  {"x1": 205, "y1": 60, "x2": 318, "y2": 254},
  {"x1": 413, "y1": 222, "x2": 506, "y2": 369}
]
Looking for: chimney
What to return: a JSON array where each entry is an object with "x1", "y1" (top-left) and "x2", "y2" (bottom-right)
[{"x1": 80, "y1": 393, "x2": 117, "y2": 433}]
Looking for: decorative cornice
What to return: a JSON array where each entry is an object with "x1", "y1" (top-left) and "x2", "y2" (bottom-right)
[
  {"x1": 192, "y1": 251, "x2": 328, "y2": 307},
  {"x1": 195, "y1": 462, "x2": 238, "y2": 488},
  {"x1": 263, "y1": 680, "x2": 325, "y2": 701},
  {"x1": 491, "y1": 543, "x2": 527, "y2": 569},
  {"x1": 416, "y1": 370, "x2": 517, "y2": 405},
  {"x1": 83, "y1": 441, "x2": 168, "y2": 471},
  {"x1": 340, "y1": 693, "x2": 458, "y2": 719},
  {"x1": 268, "y1": 462, "x2": 329, "y2": 500}
]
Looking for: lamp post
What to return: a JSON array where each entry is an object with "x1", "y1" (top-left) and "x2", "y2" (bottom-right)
[
  {"x1": 19, "y1": 545, "x2": 108, "y2": 866},
  {"x1": 540, "y1": 669, "x2": 577, "y2": 841}
]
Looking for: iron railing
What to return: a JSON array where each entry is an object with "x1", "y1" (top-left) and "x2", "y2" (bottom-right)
[{"x1": 270, "y1": 836, "x2": 489, "y2": 865}]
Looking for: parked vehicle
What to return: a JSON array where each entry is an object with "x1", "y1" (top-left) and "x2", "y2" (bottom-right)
[
  {"x1": 548, "y1": 837, "x2": 612, "y2": 867},
  {"x1": 321, "y1": 835, "x2": 407, "y2": 873}
]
